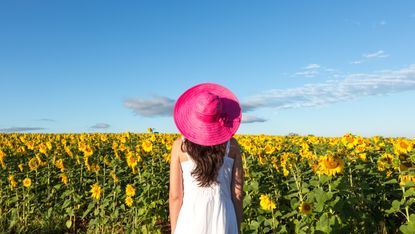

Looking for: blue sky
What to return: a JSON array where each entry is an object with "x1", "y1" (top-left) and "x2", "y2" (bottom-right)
[{"x1": 1, "y1": 1, "x2": 414, "y2": 138}]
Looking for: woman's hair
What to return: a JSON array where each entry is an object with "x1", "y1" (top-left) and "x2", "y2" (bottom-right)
[{"x1": 181, "y1": 139, "x2": 227, "y2": 187}]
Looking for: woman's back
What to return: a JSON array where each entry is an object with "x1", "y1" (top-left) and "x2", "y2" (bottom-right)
[{"x1": 174, "y1": 140, "x2": 238, "y2": 234}]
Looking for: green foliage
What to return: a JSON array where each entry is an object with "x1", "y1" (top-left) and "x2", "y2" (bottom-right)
[{"x1": 0, "y1": 133, "x2": 414, "y2": 233}]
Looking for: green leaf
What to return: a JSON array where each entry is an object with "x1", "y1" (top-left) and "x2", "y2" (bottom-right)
[
  {"x1": 249, "y1": 221, "x2": 259, "y2": 230},
  {"x1": 62, "y1": 199, "x2": 71, "y2": 209},
  {"x1": 405, "y1": 189, "x2": 415, "y2": 197},
  {"x1": 400, "y1": 214, "x2": 415, "y2": 234},
  {"x1": 82, "y1": 202, "x2": 95, "y2": 219},
  {"x1": 66, "y1": 219, "x2": 72, "y2": 229},
  {"x1": 316, "y1": 213, "x2": 331, "y2": 233},
  {"x1": 383, "y1": 178, "x2": 397, "y2": 185}
]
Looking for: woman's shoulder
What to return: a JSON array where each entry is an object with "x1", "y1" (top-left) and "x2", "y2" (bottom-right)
[{"x1": 172, "y1": 137, "x2": 190, "y2": 163}]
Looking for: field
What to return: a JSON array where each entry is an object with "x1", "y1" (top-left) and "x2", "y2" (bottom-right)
[{"x1": 0, "y1": 132, "x2": 414, "y2": 233}]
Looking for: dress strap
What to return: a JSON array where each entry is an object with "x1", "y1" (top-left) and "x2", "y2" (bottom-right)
[{"x1": 225, "y1": 140, "x2": 231, "y2": 158}]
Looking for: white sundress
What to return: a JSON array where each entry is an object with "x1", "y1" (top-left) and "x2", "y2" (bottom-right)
[{"x1": 174, "y1": 140, "x2": 238, "y2": 234}]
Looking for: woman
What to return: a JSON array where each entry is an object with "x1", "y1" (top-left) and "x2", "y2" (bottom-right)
[{"x1": 169, "y1": 83, "x2": 244, "y2": 234}]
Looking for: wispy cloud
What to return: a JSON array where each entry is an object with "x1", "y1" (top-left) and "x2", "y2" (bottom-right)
[
  {"x1": 293, "y1": 64, "x2": 341, "y2": 79},
  {"x1": 0, "y1": 127, "x2": 46, "y2": 133},
  {"x1": 36, "y1": 118, "x2": 56, "y2": 122},
  {"x1": 351, "y1": 50, "x2": 389, "y2": 64},
  {"x1": 124, "y1": 96, "x2": 175, "y2": 117},
  {"x1": 242, "y1": 115, "x2": 267, "y2": 123},
  {"x1": 90, "y1": 123, "x2": 110, "y2": 129},
  {"x1": 363, "y1": 50, "x2": 389, "y2": 59},
  {"x1": 304, "y1": 64, "x2": 321, "y2": 69},
  {"x1": 293, "y1": 64, "x2": 321, "y2": 78},
  {"x1": 243, "y1": 64, "x2": 415, "y2": 112},
  {"x1": 294, "y1": 70, "x2": 319, "y2": 78},
  {"x1": 379, "y1": 20, "x2": 387, "y2": 26}
]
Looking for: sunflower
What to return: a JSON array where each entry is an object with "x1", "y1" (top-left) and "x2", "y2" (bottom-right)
[
  {"x1": 83, "y1": 145, "x2": 94, "y2": 157},
  {"x1": 28, "y1": 157, "x2": 39, "y2": 171},
  {"x1": 399, "y1": 174, "x2": 415, "y2": 186},
  {"x1": 317, "y1": 154, "x2": 344, "y2": 176},
  {"x1": 126, "y1": 151, "x2": 138, "y2": 169},
  {"x1": 0, "y1": 150, "x2": 6, "y2": 169},
  {"x1": 54, "y1": 159, "x2": 65, "y2": 172},
  {"x1": 142, "y1": 140, "x2": 153, "y2": 153},
  {"x1": 394, "y1": 139, "x2": 413, "y2": 155},
  {"x1": 90, "y1": 183, "x2": 102, "y2": 200},
  {"x1": 299, "y1": 202, "x2": 312, "y2": 215},
  {"x1": 125, "y1": 196, "x2": 134, "y2": 207},
  {"x1": 8, "y1": 175, "x2": 17, "y2": 188},
  {"x1": 61, "y1": 174, "x2": 69, "y2": 185},
  {"x1": 259, "y1": 194, "x2": 276, "y2": 211},
  {"x1": 23, "y1": 178, "x2": 32, "y2": 188},
  {"x1": 18, "y1": 163, "x2": 24, "y2": 172},
  {"x1": 126, "y1": 184, "x2": 136, "y2": 197},
  {"x1": 264, "y1": 144, "x2": 274, "y2": 155}
]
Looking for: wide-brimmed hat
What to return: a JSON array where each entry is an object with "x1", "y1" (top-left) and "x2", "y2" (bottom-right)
[{"x1": 174, "y1": 83, "x2": 242, "y2": 146}]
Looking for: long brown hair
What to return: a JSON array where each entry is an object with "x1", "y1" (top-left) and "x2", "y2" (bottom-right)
[{"x1": 181, "y1": 139, "x2": 227, "y2": 187}]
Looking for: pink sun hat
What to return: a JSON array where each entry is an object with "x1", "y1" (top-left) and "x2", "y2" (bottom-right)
[{"x1": 174, "y1": 83, "x2": 242, "y2": 146}]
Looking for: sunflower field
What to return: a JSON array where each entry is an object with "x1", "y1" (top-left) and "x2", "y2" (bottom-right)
[{"x1": 0, "y1": 132, "x2": 414, "y2": 233}]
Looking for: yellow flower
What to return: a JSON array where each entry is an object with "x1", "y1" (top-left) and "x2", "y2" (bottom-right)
[
  {"x1": 399, "y1": 174, "x2": 415, "y2": 186},
  {"x1": 55, "y1": 159, "x2": 65, "y2": 172},
  {"x1": 90, "y1": 183, "x2": 102, "y2": 200},
  {"x1": 377, "y1": 153, "x2": 394, "y2": 171},
  {"x1": 264, "y1": 144, "x2": 275, "y2": 154},
  {"x1": 64, "y1": 146, "x2": 73, "y2": 157},
  {"x1": 23, "y1": 178, "x2": 32, "y2": 188},
  {"x1": 46, "y1": 141, "x2": 53, "y2": 150},
  {"x1": 61, "y1": 174, "x2": 69, "y2": 185},
  {"x1": 259, "y1": 194, "x2": 276, "y2": 211},
  {"x1": 111, "y1": 171, "x2": 119, "y2": 183},
  {"x1": 8, "y1": 175, "x2": 17, "y2": 189},
  {"x1": 142, "y1": 140, "x2": 153, "y2": 153},
  {"x1": 0, "y1": 150, "x2": 6, "y2": 169},
  {"x1": 126, "y1": 184, "x2": 136, "y2": 197},
  {"x1": 394, "y1": 139, "x2": 413, "y2": 155},
  {"x1": 125, "y1": 196, "x2": 134, "y2": 207},
  {"x1": 39, "y1": 143, "x2": 48, "y2": 155},
  {"x1": 29, "y1": 157, "x2": 39, "y2": 171},
  {"x1": 26, "y1": 141, "x2": 35, "y2": 150},
  {"x1": 317, "y1": 154, "x2": 344, "y2": 176},
  {"x1": 147, "y1": 128, "x2": 153, "y2": 133},
  {"x1": 126, "y1": 151, "x2": 140, "y2": 169},
  {"x1": 18, "y1": 163, "x2": 24, "y2": 172},
  {"x1": 100, "y1": 134, "x2": 108, "y2": 142},
  {"x1": 299, "y1": 202, "x2": 312, "y2": 215},
  {"x1": 83, "y1": 145, "x2": 94, "y2": 157}
]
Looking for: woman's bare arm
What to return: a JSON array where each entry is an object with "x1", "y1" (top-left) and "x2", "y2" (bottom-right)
[
  {"x1": 230, "y1": 138, "x2": 244, "y2": 233},
  {"x1": 169, "y1": 138, "x2": 184, "y2": 233}
]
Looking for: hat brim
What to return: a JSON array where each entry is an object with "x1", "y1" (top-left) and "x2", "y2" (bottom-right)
[{"x1": 174, "y1": 83, "x2": 242, "y2": 146}]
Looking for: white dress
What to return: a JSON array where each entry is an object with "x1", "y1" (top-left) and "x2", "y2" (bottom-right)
[{"x1": 174, "y1": 140, "x2": 238, "y2": 234}]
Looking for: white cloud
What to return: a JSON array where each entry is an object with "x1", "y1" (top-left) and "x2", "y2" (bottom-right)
[
  {"x1": 241, "y1": 115, "x2": 267, "y2": 123},
  {"x1": 304, "y1": 64, "x2": 321, "y2": 69},
  {"x1": 363, "y1": 50, "x2": 389, "y2": 59},
  {"x1": 242, "y1": 64, "x2": 415, "y2": 111},
  {"x1": 91, "y1": 123, "x2": 110, "y2": 129},
  {"x1": 0, "y1": 127, "x2": 46, "y2": 132},
  {"x1": 351, "y1": 50, "x2": 389, "y2": 65},
  {"x1": 294, "y1": 70, "x2": 319, "y2": 78},
  {"x1": 350, "y1": 60, "x2": 363, "y2": 65},
  {"x1": 124, "y1": 96, "x2": 175, "y2": 117}
]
